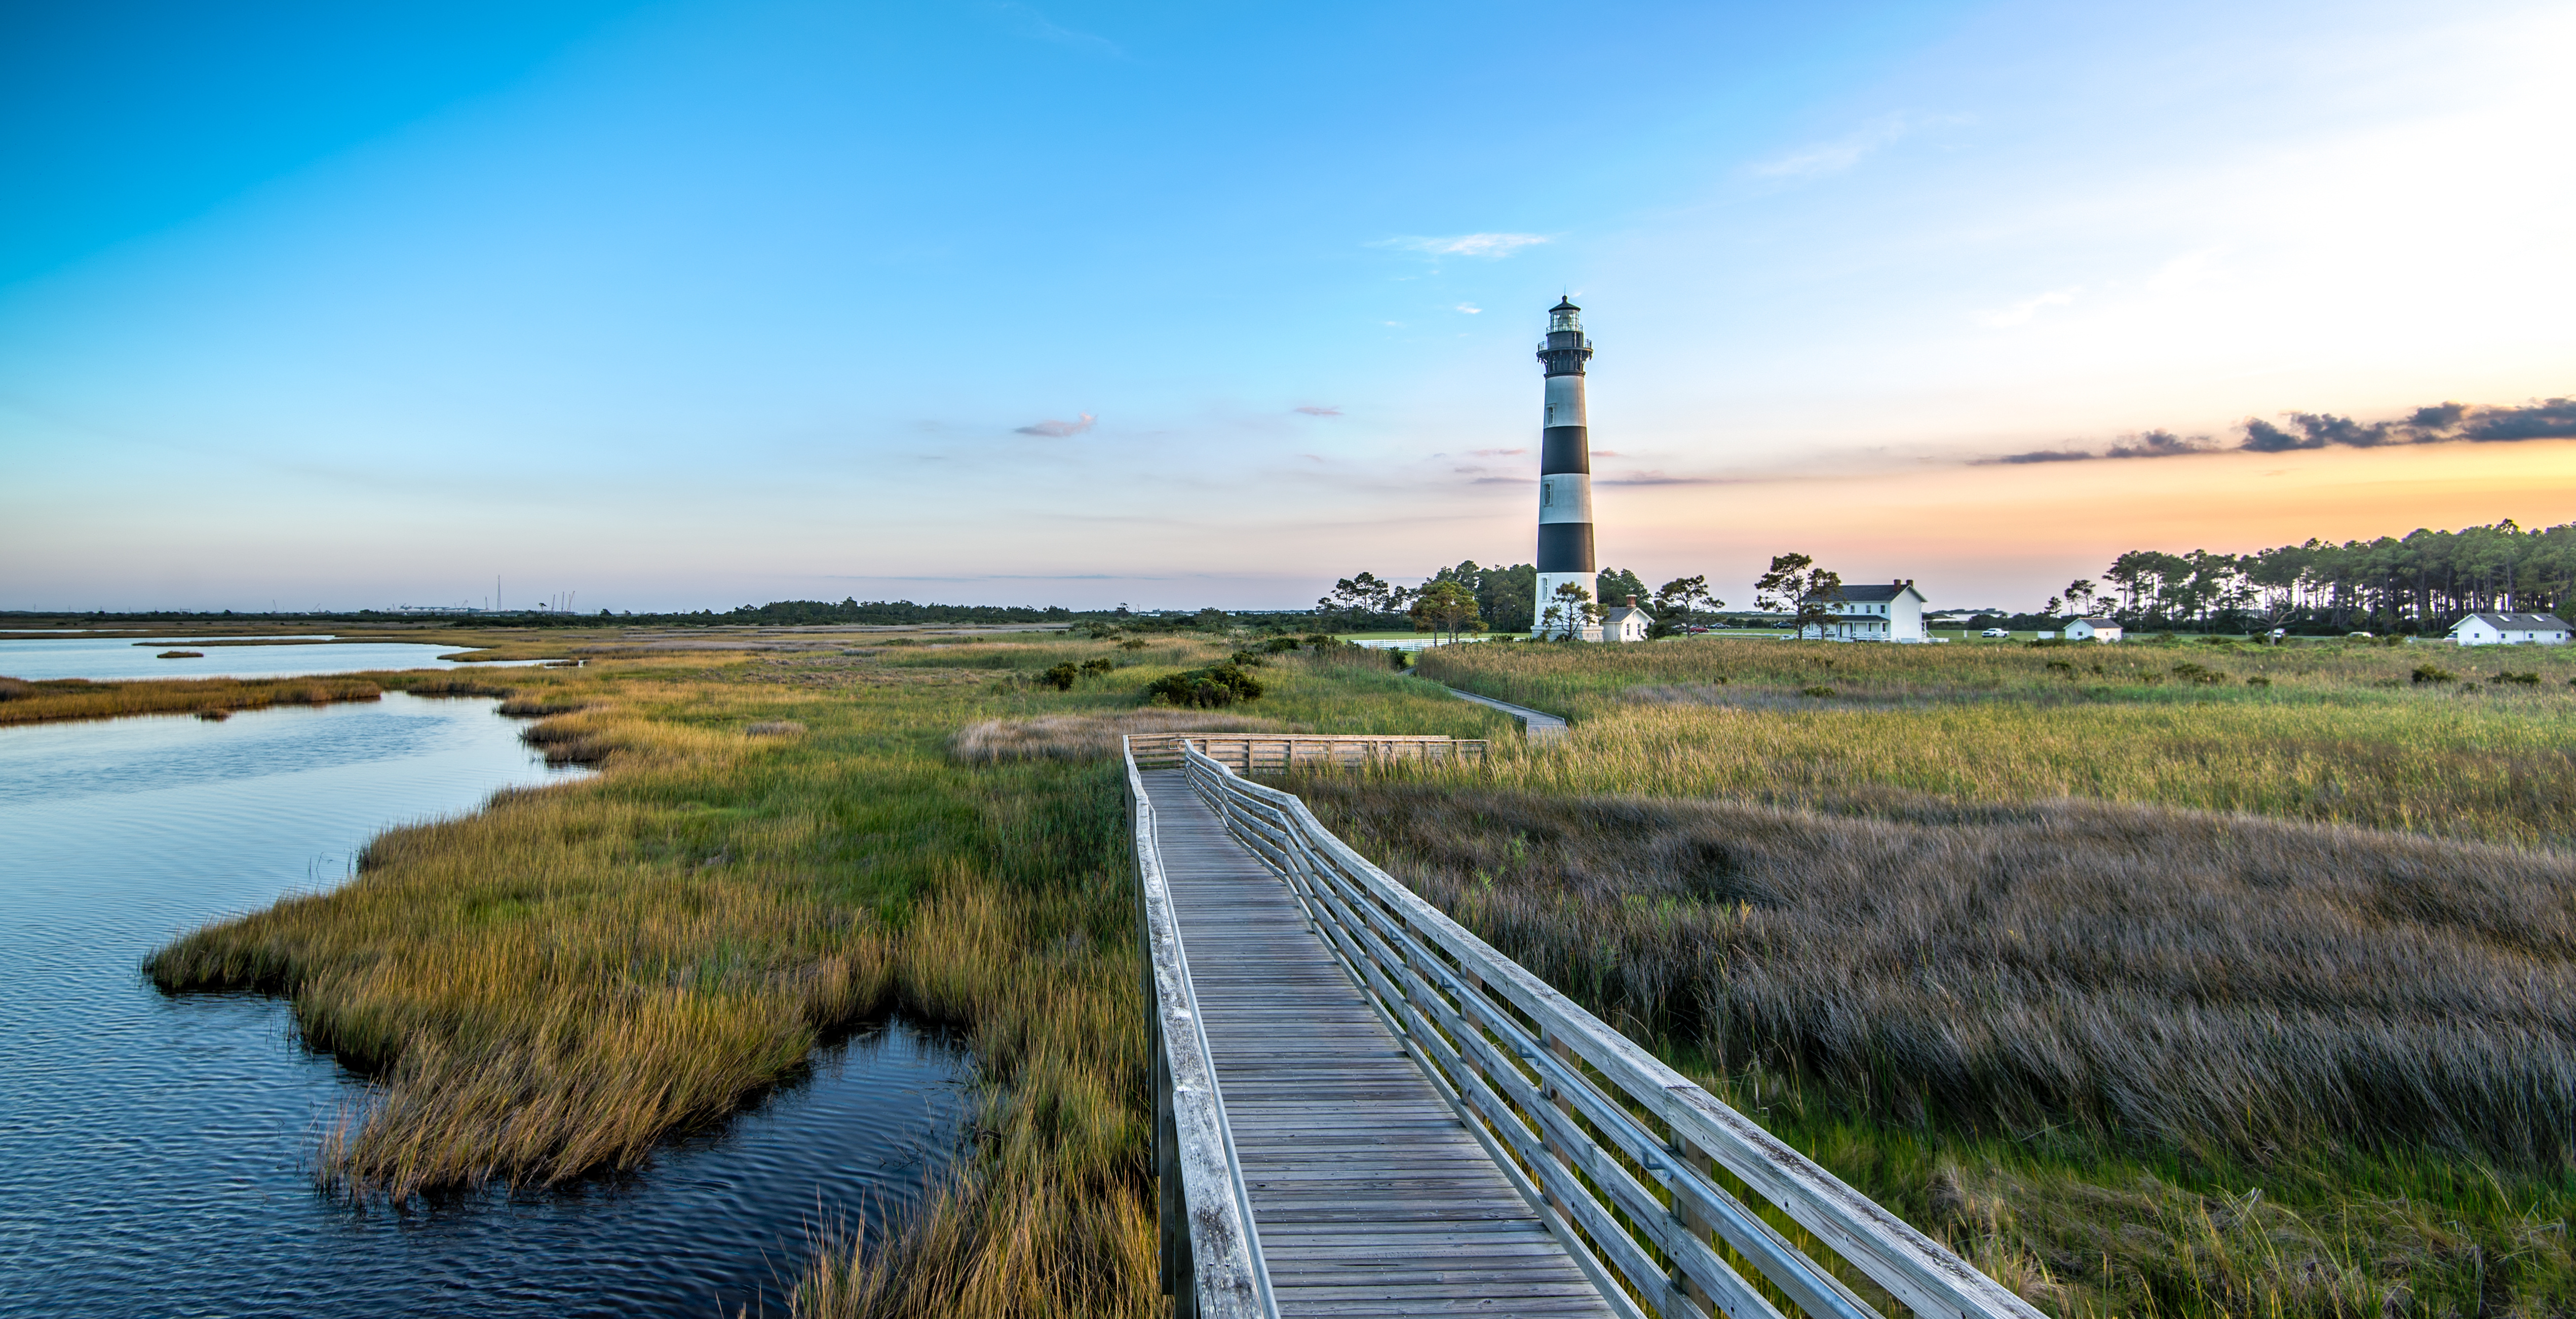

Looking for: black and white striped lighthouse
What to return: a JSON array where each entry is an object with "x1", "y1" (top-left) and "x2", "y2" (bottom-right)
[{"x1": 1532, "y1": 297, "x2": 1600, "y2": 639}]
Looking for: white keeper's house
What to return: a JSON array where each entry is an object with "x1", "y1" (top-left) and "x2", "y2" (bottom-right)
[
  {"x1": 2065, "y1": 617, "x2": 2124, "y2": 642},
  {"x1": 1601, "y1": 595, "x2": 1653, "y2": 643},
  {"x1": 2448, "y1": 611, "x2": 2572, "y2": 646},
  {"x1": 1801, "y1": 581, "x2": 1929, "y2": 642}
]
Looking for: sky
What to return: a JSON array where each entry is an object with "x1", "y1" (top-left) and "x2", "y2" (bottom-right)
[{"x1": 2, "y1": 0, "x2": 2571, "y2": 614}]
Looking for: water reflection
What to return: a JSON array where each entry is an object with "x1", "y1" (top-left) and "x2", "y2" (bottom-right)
[{"x1": 0, "y1": 695, "x2": 970, "y2": 1317}]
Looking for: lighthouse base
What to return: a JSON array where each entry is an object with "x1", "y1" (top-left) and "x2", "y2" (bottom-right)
[{"x1": 1530, "y1": 570, "x2": 1603, "y2": 641}]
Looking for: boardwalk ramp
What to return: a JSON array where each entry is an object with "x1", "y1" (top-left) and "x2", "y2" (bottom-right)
[{"x1": 1125, "y1": 734, "x2": 2045, "y2": 1319}]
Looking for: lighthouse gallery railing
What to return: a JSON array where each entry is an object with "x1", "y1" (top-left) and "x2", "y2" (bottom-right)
[{"x1": 1164, "y1": 737, "x2": 2045, "y2": 1319}]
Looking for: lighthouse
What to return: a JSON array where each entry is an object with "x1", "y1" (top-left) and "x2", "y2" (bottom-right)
[{"x1": 1532, "y1": 297, "x2": 1600, "y2": 639}]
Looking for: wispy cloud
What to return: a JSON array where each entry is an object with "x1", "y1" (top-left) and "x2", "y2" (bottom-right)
[
  {"x1": 1982, "y1": 399, "x2": 2576, "y2": 465},
  {"x1": 1976, "y1": 287, "x2": 2081, "y2": 328},
  {"x1": 1014, "y1": 412, "x2": 1095, "y2": 437},
  {"x1": 1293, "y1": 405, "x2": 1341, "y2": 417},
  {"x1": 1597, "y1": 471, "x2": 1740, "y2": 487},
  {"x1": 1455, "y1": 302, "x2": 1482, "y2": 314},
  {"x1": 1376, "y1": 233, "x2": 1549, "y2": 259},
  {"x1": 980, "y1": 2, "x2": 1122, "y2": 57},
  {"x1": 1750, "y1": 112, "x2": 1960, "y2": 181},
  {"x1": 1468, "y1": 447, "x2": 1525, "y2": 457}
]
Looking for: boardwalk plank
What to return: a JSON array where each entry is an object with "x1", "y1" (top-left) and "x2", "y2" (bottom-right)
[{"x1": 1140, "y1": 769, "x2": 1615, "y2": 1319}]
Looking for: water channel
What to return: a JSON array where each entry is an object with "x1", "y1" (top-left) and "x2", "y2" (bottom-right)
[{"x1": 0, "y1": 678, "x2": 972, "y2": 1316}]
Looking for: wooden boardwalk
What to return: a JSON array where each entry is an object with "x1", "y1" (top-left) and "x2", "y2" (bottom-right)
[{"x1": 1142, "y1": 767, "x2": 1616, "y2": 1318}]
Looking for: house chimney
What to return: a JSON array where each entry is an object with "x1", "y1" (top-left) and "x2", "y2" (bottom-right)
[{"x1": 1626, "y1": 595, "x2": 1638, "y2": 608}]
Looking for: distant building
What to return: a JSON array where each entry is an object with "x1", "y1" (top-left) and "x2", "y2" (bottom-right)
[
  {"x1": 1602, "y1": 596, "x2": 1652, "y2": 643},
  {"x1": 1800, "y1": 581, "x2": 1928, "y2": 642},
  {"x1": 2065, "y1": 617, "x2": 2123, "y2": 642},
  {"x1": 2449, "y1": 612, "x2": 2571, "y2": 646}
]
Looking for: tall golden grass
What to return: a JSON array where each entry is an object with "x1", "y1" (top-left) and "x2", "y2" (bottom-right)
[{"x1": 0, "y1": 674, "x2": 391, "y2": 724}]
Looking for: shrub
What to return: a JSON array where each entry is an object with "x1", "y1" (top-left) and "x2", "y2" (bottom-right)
[
  {"x1": 0, "y1": 677, "x2": 32, "y2": 701},
  {"x1": 1078, "y1": 658, "x2": 1113, "y2": 676},
  {"x1": 1117, "y1": 639, "x2": 1148, "y2": 651},
  {"x1": 1039, "y1": 663, "x2": 1079, "y2": 691},
  {"x1": 1388, "y1": 648, "x2": 1412, "y2": 670},
  {"x1": 1257, "y1": 637, "x2": 1303, "y2": 654},
  {"x1": 2412, "y1": 665, "x2": 2456, "y2": 684},
  {"x1": 2170, "y1": 662, "x2": 2229, "y2": 685},
  {"x1": 2494, "y1": 671, "x2": 2540, "y2": 685},
  {"x1": 2246, "y1": 676, "x2": 2272, "y2": 687},
  {"x1": 2044, "y1": 660, "x2": 2074, "y2": 675},
  {"x1": 1799, "y1": 685, "x2": 1835, "y2": 698},
  {"x1": 1228, "y1": 651, "x2": 1266, "y2": 667},
  {"x1": 1144, "y1": 663, "x2": 1264, "y2": 708}
]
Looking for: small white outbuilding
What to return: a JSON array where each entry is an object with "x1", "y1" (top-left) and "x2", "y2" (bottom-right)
[
  {"x1": 2449, "y1": 612, "x2": 2572, "y2": 646},
  {"x1": 2064, "y1": 617, "x2": 2123, "y2": 642},
  {"x1": 1601, "y1": 596, "x2": 1653, "y2": 643}
]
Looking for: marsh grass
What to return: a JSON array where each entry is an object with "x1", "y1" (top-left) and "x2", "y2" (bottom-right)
[
  {"x1": 1291, "y1": 776, "x2": 2576, "y2": 1317},
  {"x1": 138, "y1": 636, "x2": 1506, "y2": 1318},
  {"x1": 0, "y1": 674, "x2": 389, "y2": 724},
  {"x1": 1421, "y1": 640, "x2": 2576, "y2": 848}
]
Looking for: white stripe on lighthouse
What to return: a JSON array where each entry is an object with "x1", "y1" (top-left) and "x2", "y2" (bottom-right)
[
  {"x1": 1543, "y1": 374, "x2": 1586, "y2": 427},
  {"x1": 1537, "y1": 473, "x2": 1593, "y2": 523}
]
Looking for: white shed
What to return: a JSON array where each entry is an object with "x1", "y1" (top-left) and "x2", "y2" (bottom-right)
[
  {"x1": 2064, "y1": 617, "x2": 2123, "y2": 642},
  {"x1": 2449, "y1": 612, "x2": 2572, "y2": 646},
  {"x1": 1601, "y1": 596, "x2": 1653, "y2": 643}
]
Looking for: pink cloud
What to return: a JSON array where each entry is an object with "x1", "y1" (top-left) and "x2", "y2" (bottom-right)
[
  {"x1": 1469, "y1": 447, "x2": 1526, "y2": 456},
  {"x1": 1295, "y1": 405, "x2": 1343, "y2": 417}
]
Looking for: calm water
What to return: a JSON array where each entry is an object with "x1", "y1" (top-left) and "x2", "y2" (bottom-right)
[
  {"x1": 0, "y1": 695, "x2": 971, "y2": 1317},
  {"x1": 0, "y1": 633, "x2": 544, "y2": 681}
]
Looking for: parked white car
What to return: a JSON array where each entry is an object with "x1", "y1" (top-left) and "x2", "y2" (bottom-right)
[{"x1": 1980, "y1": 628, "x2": 2010, "y2": 639}]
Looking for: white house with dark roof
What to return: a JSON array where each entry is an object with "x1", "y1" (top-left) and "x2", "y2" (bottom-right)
[
  {"x1": 2448, "y1": 612, "x2": 2571, "y2": 646},
  {"x1": 1800, "y1": 581, "x2": 1928, "y2": 642},
  {"x1": 1602, "y1": 595, "x2": 1653, "y2": 643},
  {"x1": 2064, "y1": 617, "x2": 2123, "y2": 642}
]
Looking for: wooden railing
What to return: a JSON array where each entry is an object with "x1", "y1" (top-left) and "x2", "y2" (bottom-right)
[
  {"x1": 1175, "y1": 740, "x2": 2046, "y2": 1319},
  {"x1": 1127, "y1": 732, "x2": 1485, "y2": 772},
  {"x1": 1123, "y1": 745, "x2": 1279, "y2": 1319}
]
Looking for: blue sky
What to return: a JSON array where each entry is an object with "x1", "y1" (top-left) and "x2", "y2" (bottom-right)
[{"x1": 4, "y1": 0, "x2": 2571, "y2": 612}]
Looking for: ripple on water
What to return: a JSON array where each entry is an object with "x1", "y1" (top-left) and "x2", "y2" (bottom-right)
[{"x1": 0, "y1": 695, "x2": 973, "y2": 1318}]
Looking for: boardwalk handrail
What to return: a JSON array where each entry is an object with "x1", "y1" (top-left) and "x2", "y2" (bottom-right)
[
  {"x1": 1177, "y1": 739, "x2": 2046, "y2": 1319},
  {"x1": 1123, "y1": 738, "x2": 1279, "y2": 1319},
  {"x1": 1128, "y1": 732, "x2": 1485, "y2": 773}
]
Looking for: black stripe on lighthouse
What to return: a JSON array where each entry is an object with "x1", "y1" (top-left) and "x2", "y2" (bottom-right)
[
  {"x1": 1537, "y1": 522, "x2": 1594, "y2": 571},
  {"x1": 1539, "y1": 426, "x2": 1590, "y2": 474}
]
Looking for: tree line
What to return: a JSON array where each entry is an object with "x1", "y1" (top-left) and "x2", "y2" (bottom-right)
[
  {"x1": 1314, "y1": 564, "x2": 1727, "y2": 638},
  {"x1": 2037, "y1": 519, "x2": 2576, "y2": 635}
]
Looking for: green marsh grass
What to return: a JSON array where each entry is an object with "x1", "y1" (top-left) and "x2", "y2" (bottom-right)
[{"x1": 1419, "y1": 638, "x2": 2576, "y2": 848}]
